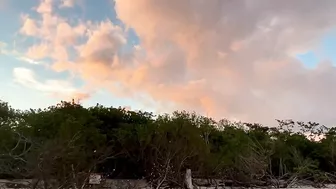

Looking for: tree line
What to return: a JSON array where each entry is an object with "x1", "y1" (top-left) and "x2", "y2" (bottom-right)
[{"x1": 1, "y1": 99, "x2": 336, "y2": 188}]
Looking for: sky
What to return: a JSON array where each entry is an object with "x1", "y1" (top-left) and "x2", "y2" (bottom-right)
[{"x1": 1, "y1": 0, "x2": 336, "y2": 126}]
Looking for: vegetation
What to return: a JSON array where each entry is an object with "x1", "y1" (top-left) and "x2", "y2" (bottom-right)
[{"x1": 1, "y1": 99, "x2": 336, "y2": 188}]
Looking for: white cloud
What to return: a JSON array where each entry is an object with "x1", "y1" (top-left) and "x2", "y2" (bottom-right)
[
  {"x1": 0, "y1": 42, "x2": 19, "y2": 57},
  {"x1": 17, "y1": 57, "x2": 44, "y2": 65},
  {"x1": 13, "y1": 67, "x2": 90, "y2": 100}
]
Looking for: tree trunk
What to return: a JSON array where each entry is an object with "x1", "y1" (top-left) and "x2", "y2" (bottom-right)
[{"x1": 185, "y1": 169, "x2": 193, "y2": 189}]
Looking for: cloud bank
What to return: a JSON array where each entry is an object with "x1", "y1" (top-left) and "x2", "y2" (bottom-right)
[{"x1": 15, "y1": 0, "x2": 336, "y2": 126}]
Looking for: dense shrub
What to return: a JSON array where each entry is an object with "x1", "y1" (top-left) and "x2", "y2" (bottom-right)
[{"x1": 0, "y1": 99, "x2": 335, "y2": 187}]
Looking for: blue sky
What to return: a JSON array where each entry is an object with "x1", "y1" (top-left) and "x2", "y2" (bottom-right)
[
  {"x1": 1, "y1": 0, "x2": 336, "y2": 125},
  {"x1": 296, "y1": 32, "x2": 336, "y2": 69}
]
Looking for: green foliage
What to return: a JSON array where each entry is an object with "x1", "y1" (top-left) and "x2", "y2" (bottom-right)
[{"x1": 2, "y1": 99, "x2": 336, "y2": 186}]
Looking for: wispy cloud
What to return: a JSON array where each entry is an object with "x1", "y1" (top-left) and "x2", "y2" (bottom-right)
[
  {"x1": 17, "y1": 57, "x2": 43, "y2": 65},
  {"x1": 13, "y1": 67, "x2": 90, "y2": 101},
  {"x1": 0, "y1": 41, "x2": 7, "y2": 54},
  {"x1": 1, "y1": 43, "x2": 45, "y2": 65}
]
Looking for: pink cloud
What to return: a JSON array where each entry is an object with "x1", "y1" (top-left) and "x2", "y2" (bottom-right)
[
  {"x1": 36, "y1": 0, "x2": 53, "y2": 14},
  {"x1": 26, "y1": 43, "x2": 50, "y2": 59},
  {"x1": 111, "y1": 0, "x2": 336, "y2": 125},
  {"x1": 20, "y1": 15, "x2": 39, "y2": 36},
  {"x1": 19, "y1": 0, "x2": 86, "y2": 63},
  {"x1": 16, "y1": 0, "x2": 336, "y2": 126}
]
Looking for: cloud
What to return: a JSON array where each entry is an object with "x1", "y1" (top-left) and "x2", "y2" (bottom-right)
[
  {"x1": 18, "y1": 0, "x2": 86, "y2": 62},
  {"x1": 77, "y1": 20, "x2": 126, "y2": 64},
  {"x1": 26, "y1": 43, "x2": 50, "y2": 60},
  {"x1": 13, "y1": 67, "x2": 90, "y2": 100},
  {"x1": 0, "y1": 42, "x2": 20, "y2": 57},
  {"x1": 16, "y1": 0, "x2": 336, "y2": 126},
  {"x1": 17, "y1": 57, "x2": 44, "y2": 65},
  {"x1": 36, "y1": 0, "x2": 53, "y2": 14},
  {"x1": 0, "y1": 41, "x2": 7, "y2": 54},
  {"x1": 20, "y1": 15, "x2": 39, "y2": 36},
  {"x1": 0, "y1": 42, "x2": 45, "y2": 65},
  {"x1": 59, "y1": 0, "x2": 75, "y2": 8},
  {"x1": 111, "y1": 0, "x2": 336, "y2": 125}
]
